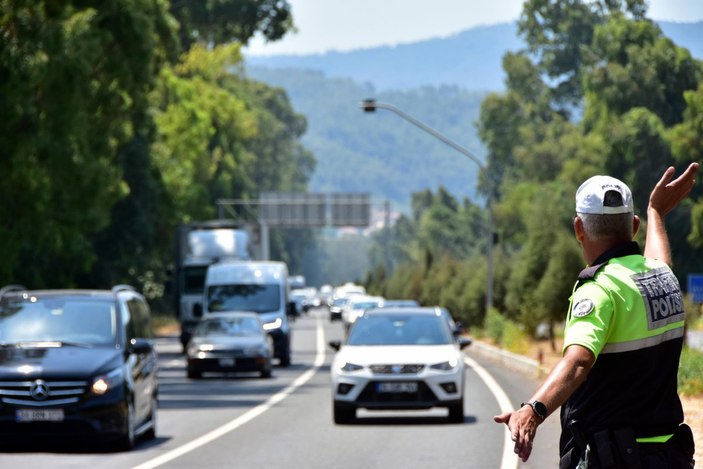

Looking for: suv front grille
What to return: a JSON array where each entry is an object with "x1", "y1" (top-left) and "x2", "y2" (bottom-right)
[
  {"x1": 369, "y1": 364, "x2": 424, "y2": 375},
  {"x1": 0, "y1": 380, "x2": 88, "y2": 407}
]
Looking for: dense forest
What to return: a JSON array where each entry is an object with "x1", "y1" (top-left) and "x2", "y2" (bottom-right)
[
  {"x1": 1, "y1": 1, "x2": 702, "y2": 337},
  {"x1": 0, "y1": 0, "x2": 313, "y2": 306}
]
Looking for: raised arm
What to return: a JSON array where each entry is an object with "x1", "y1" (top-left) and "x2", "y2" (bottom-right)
[{"x1": 644, "y1": 163, "x2": 699, "y2": 264}]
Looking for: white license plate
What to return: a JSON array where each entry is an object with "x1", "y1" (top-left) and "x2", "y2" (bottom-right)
[
  {"x1": 219, "y1": 358, "x2": 236, "y2": 367},
  {"x1": 377, "y1": 382, "x2": 418, "y2": 393},
  {"x1": 16, "y1": 409, "x2": 65, "y2": 422}
]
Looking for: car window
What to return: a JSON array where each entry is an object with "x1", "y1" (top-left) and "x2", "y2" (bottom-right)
[
  {"x1": 0, "y1": 297, "x2": 116, "y2": 345},
  {"x1": 347, "y1": 314, "x2": 453, "y2": 346},
  {"x1": 183, "y1": 265, "x2": 208, "y2": 294},
  {"x1": 207, "y1": 284, "x2": 281, "y2": 314},
  {"x1": 127, "y1": 297, "x2": 152, "y2": 339},
  {"x1": 121, "y1": 298, "x2": 136, "y2": 343}
]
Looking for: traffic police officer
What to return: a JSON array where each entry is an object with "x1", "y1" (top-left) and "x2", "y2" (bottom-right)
[{"x1": 494, "y1": 163, "x2": 698, "y2": 468}]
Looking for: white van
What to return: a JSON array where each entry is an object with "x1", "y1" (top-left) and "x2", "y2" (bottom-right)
[{"x1": 204, "y1": 260, "x2": 293, "y2": 366}]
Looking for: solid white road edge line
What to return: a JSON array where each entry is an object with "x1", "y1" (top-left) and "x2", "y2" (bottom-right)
[
  {"x1": 463, "y1": 355, "x2": 519, "y2": 469},
  {"x1": 132, "y1": 318, "x2": 325, "y2": 469}
]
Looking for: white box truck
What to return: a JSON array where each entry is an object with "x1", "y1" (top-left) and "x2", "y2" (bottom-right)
[
  {"x1": 172, "y1": 221, "x2": 251, "y2": 351},
  {"x1": 203, "y1": 260, "x2": 294, "y2": 366}
]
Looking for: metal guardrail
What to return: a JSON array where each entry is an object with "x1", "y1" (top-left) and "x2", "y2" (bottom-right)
[{"x1": 468, "y1": 340, "x2": 548, "y2": 378}]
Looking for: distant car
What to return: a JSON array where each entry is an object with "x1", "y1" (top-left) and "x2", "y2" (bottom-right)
[
  {"x1": 289, "y1": 289, "x2": 307, "y2": 317},
  {"x1": 0, "y1": 285, "x2": 158, "y2": 450},
  {"x1": 333, "y1": 283, "x2": 366, "y2": 299},
  {"x1": 329, "y1": 307, "x2": 472, "y2": 424},
  {"x1": 186, "y1": 312, "x2": 274, "y2": 379},
  {"x1": 379, "y1": 299, "x2": 420, "y2": 308},
  {"x1": 341, "y1": 295, "x2": 385, "y2": 332},
  {"x1": 328, "y1": 297, "x2": 349, "y2": 322},
  {"x1": 290, "y1": 287, "x2": 319, "y2": 315}
]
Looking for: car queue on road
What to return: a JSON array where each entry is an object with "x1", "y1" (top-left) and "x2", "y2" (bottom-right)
[{"x1": 0, "y1": 279, "x2": 471, "y2": 453}]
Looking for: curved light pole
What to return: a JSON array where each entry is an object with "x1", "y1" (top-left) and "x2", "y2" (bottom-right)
[{"x1": 361, "y1": 98, "x2": 494, "y2": 313}]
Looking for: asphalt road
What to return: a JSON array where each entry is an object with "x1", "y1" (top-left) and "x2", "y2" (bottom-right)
[{"x1": 0, "y1": 309, "x2": 561, "y2": 468}]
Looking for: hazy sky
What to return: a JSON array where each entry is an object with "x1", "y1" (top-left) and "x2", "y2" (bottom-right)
[{"x1": 245, "y1": 0, "x2": 703, "y2": 56}]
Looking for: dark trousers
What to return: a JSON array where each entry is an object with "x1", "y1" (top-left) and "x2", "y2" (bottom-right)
[{"x1": 559, "y1": 424, "x2": 695, "y2": 469}]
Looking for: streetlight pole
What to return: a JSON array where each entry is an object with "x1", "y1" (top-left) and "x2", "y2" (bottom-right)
[{"x1": 361, "y1": 98, "x2": 494, "y2": 314}]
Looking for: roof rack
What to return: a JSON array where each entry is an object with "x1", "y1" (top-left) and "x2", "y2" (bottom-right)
[
  {"x1": 111, "y1": 284, "x2": 137, "y2": 294},
  {"x1": 0, "y1": 284, "x2": 27, "y2": 300}
]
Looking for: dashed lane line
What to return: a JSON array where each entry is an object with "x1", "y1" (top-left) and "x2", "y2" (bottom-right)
[{"x1": 132, "y1": 318, "x2": 325, "y2": 469}]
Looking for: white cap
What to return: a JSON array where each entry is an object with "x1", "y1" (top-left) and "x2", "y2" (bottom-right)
[{"x1": 575, "y1": 175, "x2": 634, "y2": 215}]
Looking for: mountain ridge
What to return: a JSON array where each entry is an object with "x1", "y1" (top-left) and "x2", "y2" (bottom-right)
[{"x1": 245, "y1": 21, "x2": 703, "y2": 92}]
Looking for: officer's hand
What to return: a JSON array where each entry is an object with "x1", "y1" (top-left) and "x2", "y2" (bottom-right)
[
  {"x1": 494, "y1": 406, "x2": 540, "y2": 462},
  {"x1": 649, "y1": 163, "x2": 698, "y2": 216}
]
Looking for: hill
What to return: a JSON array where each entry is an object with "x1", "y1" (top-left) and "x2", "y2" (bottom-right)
[
  {"x1": 246, "y1": 23, "x2": 520, "y2": 92},
  {"x1": 246, "y1": 67, "x2": 488, "y2": 211}
]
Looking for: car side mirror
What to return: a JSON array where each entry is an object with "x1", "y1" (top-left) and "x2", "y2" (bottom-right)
[
  {"x1": 328, "y1": 340, "x2": 341, "y2": 352},
  {"x1": 193, "y1": 303, "x2": 203, "y2": 318},
  {"x1": 129, "y1": 338, "x2": 153, "y2": 354},
  {"x1": 458, "y1": 337, "x2": 472, "y2": 350}
]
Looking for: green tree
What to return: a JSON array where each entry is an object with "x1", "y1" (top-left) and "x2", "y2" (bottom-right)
[
  {"x1": 169, "y1": 0, "x2": 293, "y2": 50},
  {"x1": 518, "y1": 0, "x2": 647, "y2": 108},
  {"x1": 150, "y1": 43, "x2": 259, "y2": 221},
  {"x1": 667, "y1": 85, "x2": 703, "y2": 249},
  {"x1": 532, "y1": 231, "x2": 584, "y2": 348},
  {"x1": 583, "y1": 17, "x2": 702, "y2": 129},
  {"x1": 0, "y1": 0, "x2": 176, "y2": 287}
]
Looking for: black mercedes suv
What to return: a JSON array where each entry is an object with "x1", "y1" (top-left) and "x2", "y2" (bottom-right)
[{"x1": 0, "y1": 285, "x2": 158, "y2": 450}]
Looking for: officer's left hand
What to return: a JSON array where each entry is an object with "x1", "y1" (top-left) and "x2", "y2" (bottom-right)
[{"x1": 649, "y1": 163, "x2": 698, "y2": 216}]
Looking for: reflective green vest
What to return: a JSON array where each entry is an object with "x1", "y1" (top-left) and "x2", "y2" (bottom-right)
[{"x1": 559, "y1": 242, "x2": 685, "y2": 455}]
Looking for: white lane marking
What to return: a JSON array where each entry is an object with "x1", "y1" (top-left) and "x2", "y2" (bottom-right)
[
  {"x1": 464, "y1": 355, "x2": 519, "y2": 469},
  {"x1": 132, "y1": 319, "x2": 325, "y2": 469},
  {"x1": 163, "y1": 358, "x2": 182, "y2": 368}
]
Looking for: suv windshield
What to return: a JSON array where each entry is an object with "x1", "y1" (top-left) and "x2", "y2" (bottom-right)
[
  {"x1": 207, "y1": 284, "x2": 281, "y2": 314},
  {"x1": 347, "y1": 314, "x2": 453, "y2": 346},
  {"x1": 0, "y1": 296, "x2": 116, "y2": 345}
]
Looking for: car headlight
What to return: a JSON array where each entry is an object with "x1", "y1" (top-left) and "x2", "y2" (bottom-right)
[
  {"x1": 430, "y1": 358, "x2": 459, "y2": 371},
  {"x1": 263, "y1": 318, "x2": 282, "y2": 331},
  {"x1": 91, "y1": 367, "x2": 124, "y2": 395},
  {"x1": 339, "y1": 362, "x2": 363, "y2": 372},
  {"x1": 187, "y1": 343, "x2": 212, "y2": 357}
]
